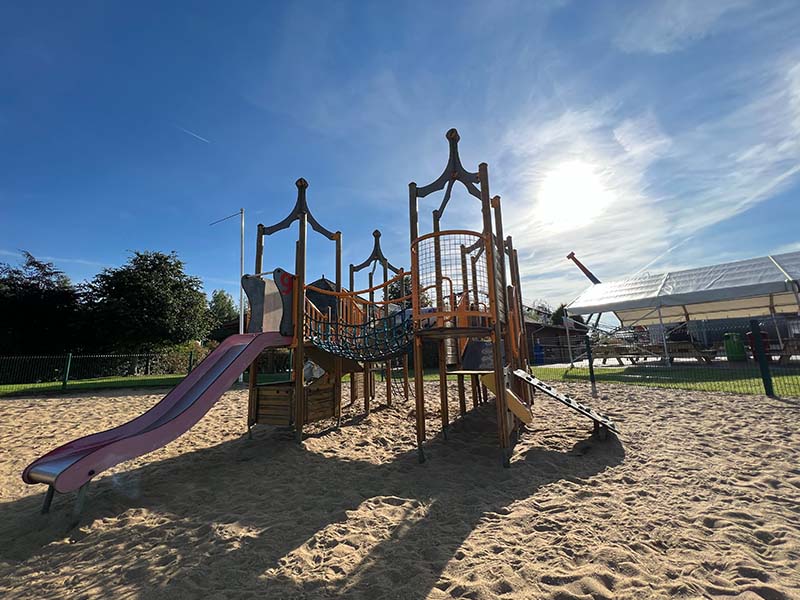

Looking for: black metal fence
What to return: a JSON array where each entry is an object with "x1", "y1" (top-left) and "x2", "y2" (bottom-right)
[
  {"x1": 0, "y1": 347, "x2": 213, "y2": 396},
  {"x1": 531, "y1": 318, "x2": 800, "y2": 398}
]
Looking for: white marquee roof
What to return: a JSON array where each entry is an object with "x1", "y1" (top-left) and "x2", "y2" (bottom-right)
[{"x1": 567, "y1": 251, "x2": 800, "y2": 326}]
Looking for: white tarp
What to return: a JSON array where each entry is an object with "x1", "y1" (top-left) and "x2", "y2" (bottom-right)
[{"x1": 567, "y1": 251, "x2": 800, "y2": 326}]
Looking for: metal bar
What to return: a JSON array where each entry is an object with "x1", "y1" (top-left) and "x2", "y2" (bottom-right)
[
  {"x1": 73, "y1": 482, "x2": 89, "y2": 520},
  {"x1": 41, "y1": 485, "x2": 55, "y2": 514},
  {"x1": 563, "y1": 316, "x2": 574, "y2": 367},
  {"x1": 657, "y1": 305, "x2": 670, "y2": 363},
  {"x1": 751, "y1": 319, "x2": 775, "y2": 397},
  {"x1": 62, "y1": 352, "x2": 72, "y2": 391},
  {"x1": 585, "y1": 336, "x2": 598, "y2": 398}
]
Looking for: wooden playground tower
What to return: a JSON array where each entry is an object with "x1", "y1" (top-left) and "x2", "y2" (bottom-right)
[
  {"x1": 244, "y1": 179, "x2": 412, "y2": 441},
  {"x1": 409, "y1": 128, "x2": 530, "y2": 465},
  {"x1": 243, "y1": 128, "x2": 581, "y2": 466}
]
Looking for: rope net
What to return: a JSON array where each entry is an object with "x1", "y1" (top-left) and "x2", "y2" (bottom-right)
[{"x1": 303, "y1": 275, "x2": 414, "y2": 362}]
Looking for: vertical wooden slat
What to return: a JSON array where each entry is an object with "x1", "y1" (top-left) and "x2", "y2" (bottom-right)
[{"x1": 480, "y1": 163, "x2": 510, "y2": 465}]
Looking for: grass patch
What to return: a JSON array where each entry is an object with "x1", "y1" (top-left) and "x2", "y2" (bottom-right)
[
  {"x1": 532, "y1": 364, "x2": 800, "y2": 397},
  {"x1": 0, "y1": 374, "x2": 187, "y2": 397}
]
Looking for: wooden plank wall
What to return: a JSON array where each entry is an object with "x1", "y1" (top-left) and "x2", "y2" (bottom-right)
[{"x1": 255, "y1": 384, "x2": 293, "y2": 426}]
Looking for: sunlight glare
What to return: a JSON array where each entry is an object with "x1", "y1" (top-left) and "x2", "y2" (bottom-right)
[{"x1": 535, "y1": 160, "x2": 615, "y2": 231}]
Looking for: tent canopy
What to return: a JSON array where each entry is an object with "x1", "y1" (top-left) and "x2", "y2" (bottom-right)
[{"x1": 567, "y1": 251, "x2": 800, "y2": 326}]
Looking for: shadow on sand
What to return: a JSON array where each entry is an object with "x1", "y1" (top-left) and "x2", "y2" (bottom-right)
[{"x1": 1, "y1": 403, "x2": 624, "y2": 598}]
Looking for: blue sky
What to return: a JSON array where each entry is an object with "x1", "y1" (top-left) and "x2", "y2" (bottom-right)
[{"x1": 2, "y1": 1, "x2": 799, "y2": 307}]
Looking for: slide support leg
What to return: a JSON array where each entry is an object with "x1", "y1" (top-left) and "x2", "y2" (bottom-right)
[
  {"x1": 41, "y1": 485, "x2": 55, "y2": 514},
  {"x1": 73, "y1": 482, "x2": 89, "y2": 520}
]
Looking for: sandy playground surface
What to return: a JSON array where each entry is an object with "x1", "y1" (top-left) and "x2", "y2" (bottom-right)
[{"x1": 1, "y1": 380, "x2": 799, "y2": 599}]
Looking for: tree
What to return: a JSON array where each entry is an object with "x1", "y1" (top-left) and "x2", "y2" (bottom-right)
[
  {"x1": 551, "y1": 303, "x2": 584, "y2": 327},
  {"x1": 385, "y1": 274, "x2": 430, "y2": 308},
  {"x1": 209, "y1": 289, "x2": 238, "y2": 325},
  {"x1": 208, "y1": 289, "x2": 240, "y2": 342},
  {"x1": 523, "y1": 299, "x2": 553, "y2": 324},
  {"x1": 84, "y1": 251, "x2": 210, "y2": 351},
  {"x1": 0, "y1": 252, "x2": 81, "y2": 354}
]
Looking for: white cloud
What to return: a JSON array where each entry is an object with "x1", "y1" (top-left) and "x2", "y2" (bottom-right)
[
  {"x1": 491, "y1": 54, "x2": 800, "y2": 307},
  {"x1": 774, "y1": 242, "x2": 800, "y2": 254},
  {"x1": 657, "y1": 58, "x2": 800, "y2": 236},
  {"x1": 613, "y1": 113, "x2": 672, "y2": 164},
  {"x1": 614, "y1": 0, "x2": 752, "y2": 54},
  {"x1": 0, "y1": 249, "x2": 109, "y2": 268}
]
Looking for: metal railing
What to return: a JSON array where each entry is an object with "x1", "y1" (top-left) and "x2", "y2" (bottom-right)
[{"x1": 529, "y1": 319, "x2": 800, "y2": 398}]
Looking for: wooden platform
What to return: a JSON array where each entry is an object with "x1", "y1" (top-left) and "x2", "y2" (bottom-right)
[{"x1": 416, "y1": 327, "x2": 492, "y2": 340}]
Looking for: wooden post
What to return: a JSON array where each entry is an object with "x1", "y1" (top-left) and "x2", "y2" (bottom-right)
[
  {"x1": 334, "y1": 231, "x2": 343, "y2": 426},
  {"x1": 480, "y1": 163, "x2": 510, "y2": 466},
  {"x1": 409, "y1": 181, "x2": 426, "y2": 462},
  {"x1": 438, "y1": 340, "x2": 449, "y2": 437},
  {"x1": 432, "y1": 211, "x2": 449, "y2": 436},
  {"x1": 364, "y1": 271, "x2": 374, "y2": 415},
  {"x1": 255, "y1": 224, "x2": 264, "y2": 275},
  {"x1": 349, "y1": 263, "x2": 357, "y2": 410},
  {"x1": 457, "y1": 375, "x2": 467, "y2": 415},
  {"x1": 247, "y1": 353, "x2": 259, "y2": 435},
  {"x1": 293, "y1": 202, "x2": 308, "y2": 442},
  {"x1": 403, "y1": 354, "x2": 410, "y2": 401}
]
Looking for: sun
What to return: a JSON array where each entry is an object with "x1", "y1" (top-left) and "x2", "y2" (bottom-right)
[{"x1": 535, "y1": 160, "x2": 615, "y2": 231}]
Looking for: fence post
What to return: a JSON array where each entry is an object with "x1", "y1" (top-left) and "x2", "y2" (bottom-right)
[
  {"x1": 750, "y1": 319, "x2": 775, "y2": 397},
  {"x1": 585, "y1": 336, "x2": 598, "y2": 398},
  {"x1": 187, "y1": 350, "x2": 195, "y2": 374},
  {"x1": 62, "y1": 353, "x2": 72, "y2": 391}
]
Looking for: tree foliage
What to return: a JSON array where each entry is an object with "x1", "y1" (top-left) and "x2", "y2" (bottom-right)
[
  {"x1": 209, "y1": 289, "x2": 238, "y2": 324},
  {"x1": 385, "y1": 274, "x2": 413, "y2": 308},
  {"x1": 551, "y1": 303, "x2": 584, "y2": 327},
  {"x1": 208, "y1": 289, "x2": 240, "y2": 342},
  {"x1": 385, "y1": 274, "x2": 431, "y2": 308},
  {"x1": 0, "y1": 252, "x2": 80, "y2": 354},
  {"x1": 83, "y1": 251, "x2": 210, "y2": 351}
]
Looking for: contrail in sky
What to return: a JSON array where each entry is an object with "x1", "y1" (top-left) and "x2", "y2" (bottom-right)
[{"x1": 177, "y1": 126, "x2": 211, "y2": 144}]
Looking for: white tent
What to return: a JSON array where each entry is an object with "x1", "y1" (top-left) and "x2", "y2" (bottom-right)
[{"x1": 567, "y1": 251, "x2": 800, "y2": 327}]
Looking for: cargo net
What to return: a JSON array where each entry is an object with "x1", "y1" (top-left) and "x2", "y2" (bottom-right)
[
  {"x1": 303, "y1": 276, "x2": 414, "y2": 362},
  {"x1": 412, "y1": 230, "x2": 492, "y2": 328}
]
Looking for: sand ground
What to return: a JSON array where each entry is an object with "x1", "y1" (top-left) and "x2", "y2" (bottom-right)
[{"x1": 0, "y1": 381, "x2": 799, "y2": 599}]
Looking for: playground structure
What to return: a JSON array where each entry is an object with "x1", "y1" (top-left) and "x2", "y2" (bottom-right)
[{"x1": 22, "y1": 129, "x2": 618, "y2": 516}]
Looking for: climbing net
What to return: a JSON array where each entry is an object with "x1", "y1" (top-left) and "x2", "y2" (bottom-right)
[{"x1": 304, "y1": 275, "x2": 414, "y2": 362}]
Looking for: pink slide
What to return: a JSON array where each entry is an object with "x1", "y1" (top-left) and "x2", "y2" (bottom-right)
[{"x1": 22, "y1": 332, "x2": 290, "y2": 512}]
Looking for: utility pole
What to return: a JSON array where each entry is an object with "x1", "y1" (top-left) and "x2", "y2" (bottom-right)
[{"x1": 210, "y1": 208, "x2": 246, "y2": 384}]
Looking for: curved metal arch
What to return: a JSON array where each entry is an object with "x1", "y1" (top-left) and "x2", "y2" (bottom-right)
[
  {"x1": 350, "y1": 230, "x2": 402, "y2": 275},
  {"x1": 261, "y1": 178, "x2": 338, "y2": 241},
  {"x1": 414, "y1": 129, "x2": 481, "y2": 220}
]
